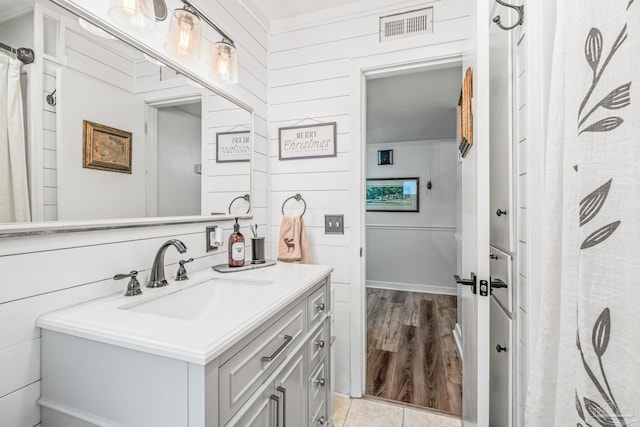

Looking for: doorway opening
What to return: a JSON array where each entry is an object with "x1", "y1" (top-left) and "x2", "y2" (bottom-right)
[
  {"x1": 146, "y1": 97, "x2": 202, "y2": 218},
  {"x1": 363, "y1": 64, "x2": 463, "y2": 417}
]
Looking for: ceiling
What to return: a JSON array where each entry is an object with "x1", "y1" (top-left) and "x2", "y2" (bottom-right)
[
  {"x1": 366, "y1": 66, "x2": 462, "y2": 144},
  {"x1": 247, "y1": 0, "x2": 365, "y2": 21},
  {"x1": 0, "y1": 0, "x2": 32, "y2": 23}
]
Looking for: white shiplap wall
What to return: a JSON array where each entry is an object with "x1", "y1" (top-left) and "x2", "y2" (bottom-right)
[
  {"x1": 0, "y1": 0, "x2": 269, "y2": 424},
  {"x1": 269, "y1": 0, "x2": 469, "y2": 395},
  {"x1": 515, "y1": 19, "x2": 529, "y2": 426}
]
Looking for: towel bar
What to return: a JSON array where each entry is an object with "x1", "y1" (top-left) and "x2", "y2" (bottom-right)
[{"x1": 281, "y1": 194, "x2": 307, "y2": 217}]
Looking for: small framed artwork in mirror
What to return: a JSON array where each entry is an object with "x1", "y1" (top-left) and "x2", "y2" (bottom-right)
[
  {"x1": 83, "y1": 120, "x2": 132, "y2": 174},
  {"x1": 378, "y1": 149, "x2": 393, "y2": 165},
  {"x1": 216, "y1": 131, "x2": 251, "y2": 163}
]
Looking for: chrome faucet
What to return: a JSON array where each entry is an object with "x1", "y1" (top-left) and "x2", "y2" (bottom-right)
[{"x1": 147, "y1": 239, "x2": 187, "y2": 288}]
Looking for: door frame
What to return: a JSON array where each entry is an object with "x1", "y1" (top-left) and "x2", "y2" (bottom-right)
[
  {"x1": 144, "y1": 94, "x2": 202, "y2": 217},
  {"x1": 348, "y1": 49, "x2": 464, "y2": 398}
]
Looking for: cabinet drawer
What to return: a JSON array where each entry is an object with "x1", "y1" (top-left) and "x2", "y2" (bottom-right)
[
  {"x1": 489, "y1": 247, "x2": 512, "y2": 313},
  {"x1": 308, "y1": 321, "x2": 328, "y2": 369},
  {"x1": 219, "y1": 301, "x2": 305, "y2": 426},
  {"x1": 310, "y1": 395, "x2": 328, "y2": 426},
  {"x1": 308, "y1": 358, "x2": 327, "y2": 411},
  {"x1": 308, "y1": 281, "x2": 328, "y2": 328}
]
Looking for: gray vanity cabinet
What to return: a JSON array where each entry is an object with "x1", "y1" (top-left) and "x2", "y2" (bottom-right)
[{"x1": 39, "y1": 273, "x2": 332, "y2": 427}]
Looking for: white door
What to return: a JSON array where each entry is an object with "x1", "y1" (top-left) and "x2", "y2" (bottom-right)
[{"x1": 459, "y1": 0, "x2": 492, "y2": 425}]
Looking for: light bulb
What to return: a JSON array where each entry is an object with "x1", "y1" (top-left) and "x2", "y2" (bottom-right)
[
  {"x1": 216, "y1": 46, "x2": 231, "y2": 81},
  {"x1": 211, "y1": 39, "x2": 238, "y2": 84},
  {"x1": 121, "y1": 0, "x2": 138, "y2": 16},
  {"x1": 109, "y1": 0, "x2": 156, "y2": 32},
  {"x1": 176, "y1": 15, "x2": 195, "y2": 56},
  {"x1": 165, "y1": 8, "x2": 201, "y2": 60}
]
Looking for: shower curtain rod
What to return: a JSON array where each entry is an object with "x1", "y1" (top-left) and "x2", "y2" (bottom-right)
[{"x1": 0, "y1": 42, "x2": 35, "y2": 64}]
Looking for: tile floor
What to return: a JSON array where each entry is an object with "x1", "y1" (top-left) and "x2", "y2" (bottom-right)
[{"x1": 334, "y1": 396, "x2": 462, "y2": 427}]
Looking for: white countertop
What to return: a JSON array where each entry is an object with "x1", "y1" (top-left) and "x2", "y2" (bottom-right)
[{"x1": 37, "y1": 263, "x2": 333, "y2": 365}]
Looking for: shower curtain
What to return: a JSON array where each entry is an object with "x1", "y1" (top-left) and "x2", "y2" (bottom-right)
[
  {"x1": 0, "y1": 51, "x2": 30, "y2": 223},
  {"x1": 526, "y1": 1, "x2": 639, "y2": 426}
]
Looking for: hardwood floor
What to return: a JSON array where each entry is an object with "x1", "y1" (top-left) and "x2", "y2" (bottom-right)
[{"x1": 365, "y1": 289, "x2": 462, "y2": 416}]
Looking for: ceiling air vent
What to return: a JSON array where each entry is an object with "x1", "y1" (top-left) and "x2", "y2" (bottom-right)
[{"x1": 379, "y1": 7, "x2": 434, "y2": 42}]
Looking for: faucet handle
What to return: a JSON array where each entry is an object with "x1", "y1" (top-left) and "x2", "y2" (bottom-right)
[
  {"x1": 176, "y1": 258, "x2": 194, "y2": 281},
  {"x1": 114, "y1": 270, "x2": 142, "y2": 297}
]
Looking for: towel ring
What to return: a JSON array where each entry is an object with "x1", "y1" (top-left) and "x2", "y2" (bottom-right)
[
  {"x1": 281, "y1": 194, "x2": 306, "y2": 217},
  {"x1": 228, "y1": 194, "x2": 250, "y2": 214}
]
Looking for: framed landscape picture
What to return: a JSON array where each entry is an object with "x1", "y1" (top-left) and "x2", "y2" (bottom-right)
[{"x1": 366, "y1": 177, "x2": 419, "y2": 212}]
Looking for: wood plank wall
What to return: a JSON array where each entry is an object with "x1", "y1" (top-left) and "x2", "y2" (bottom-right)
[
  {"x1": 0, "y1": 0, "x2": 269, "y2": 424},
  {"x1": 268, "y1": 0, "x2": 469, "y2": 394}
]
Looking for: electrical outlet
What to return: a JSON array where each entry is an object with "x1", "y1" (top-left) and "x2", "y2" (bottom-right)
[{"x1": 325, "y1": 215, "x2": 344, "y2": 234}]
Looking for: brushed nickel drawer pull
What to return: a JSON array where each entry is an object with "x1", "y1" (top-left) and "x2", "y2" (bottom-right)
[
  {"x1": 316, "y1": 416, "x2": 326, "y2": 425},
  {"x1": 277, "y1": 386, "x2": 286, "y2": 427},
  {"x1": 314, "y1": 378, "x2": 326, "y2": 387},
  {"x1": 270, "y1": 394, "x2": 280, "y2": 426},
  {"x1": 315, "y1": 302, "x2": 325, "y2": 311},
  {"x1": 314, "y1": 340, "x2": 325, "y2": 349},
  {"x1": 261, "y1": 335, "x2": 293, "y2": 362}
]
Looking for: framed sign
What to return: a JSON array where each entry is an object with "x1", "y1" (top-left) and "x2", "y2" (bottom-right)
[
  {"x1": 366, "y1": 177, "x2": 419, "y2": 212},
  {"x1": 216, "y1": 131, "x2": 251, "y2": 163},
  {"x1": 83, "y1": 120, "x2": 132, "y2": 174},
  {"x1": 278, "y1": 122, "x2": 337, "y2": 160}
]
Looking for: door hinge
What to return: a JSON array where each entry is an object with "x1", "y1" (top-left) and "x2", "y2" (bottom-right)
[{"x1": 360, "y1": 247, "x2": 363, "y2": 257}]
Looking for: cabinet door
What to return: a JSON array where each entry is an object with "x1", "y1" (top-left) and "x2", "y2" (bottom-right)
[
  {"x1": 226, "y1": 387, "x2": 275, "y2": 427},
  {"x1": 274, "y1": 347, "x2": 306, "y2": 427},
  {"x1": 490, "y1": 297, "x2": 512, "y2": 427},
  {"x1": 489, "y1": 7, "x2": 514, "y2": 251}
]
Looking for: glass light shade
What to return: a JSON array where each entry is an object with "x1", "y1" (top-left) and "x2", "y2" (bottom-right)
[
  {"x1": 165, "y1": 8, "x2": 201, "y2": 61},
  {"x1": 108, "y1": 0, "x2": 156, "y2": 32},
  {"x1": 79, "y1": 18, "x2": 116, "y2": 40},
  {"x1": 211, "y1": 39, "x2": 238, "y2": 84}
]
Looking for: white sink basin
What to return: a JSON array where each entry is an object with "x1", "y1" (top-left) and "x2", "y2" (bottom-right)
[{"x1": 121, "y1": 278, "x2": 273, "y2": 321}]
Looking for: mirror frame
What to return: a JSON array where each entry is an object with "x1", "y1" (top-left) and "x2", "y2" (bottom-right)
[{"x1": 0, "y1": 0, "x2": 254, "y2": 237}]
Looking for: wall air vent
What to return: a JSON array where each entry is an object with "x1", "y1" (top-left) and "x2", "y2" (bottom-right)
[{"x1": 379, "y1": 7, "x2": 434, "y2": 42}]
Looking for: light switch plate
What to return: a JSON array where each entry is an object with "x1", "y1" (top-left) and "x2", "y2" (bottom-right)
[{"x1": 325, "y1": 215, "x2": 344, "y2": 234}]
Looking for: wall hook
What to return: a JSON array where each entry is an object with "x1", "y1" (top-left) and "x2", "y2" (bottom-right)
[
  {"x1": 46, "y1": 89, "x2": 57, "y2": 107},
  {"x1": 492, "y1": 0, "x2": 524, "y2": 31}
]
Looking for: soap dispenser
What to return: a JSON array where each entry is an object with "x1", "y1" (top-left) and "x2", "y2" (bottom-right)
[{"x1": 228, "y1": 218, "x2": 245, "y2": 267}]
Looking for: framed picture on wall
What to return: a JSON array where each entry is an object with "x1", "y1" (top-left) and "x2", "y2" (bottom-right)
[
  {"x1": 378, "y1": 149, "x2": 393, "y2": 165},
  {"x1": 82, "y1": 120, "x2": 132, "y2": 174},
  {"x1": 366, "y1": 177, "x2": 419, "y2": 212}
]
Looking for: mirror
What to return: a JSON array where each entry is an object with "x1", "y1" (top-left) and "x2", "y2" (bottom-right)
[{"x1": 0, "y1": 0, "x2": 253, "y2": 229}]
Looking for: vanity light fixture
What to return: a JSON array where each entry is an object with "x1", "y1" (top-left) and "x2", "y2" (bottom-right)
[
  {"x1": 165, "y1": 0, "x2": 238, "y2": 84},
  {"x1": 109, "y1": 0, "x2": 157, "y2": 32}
]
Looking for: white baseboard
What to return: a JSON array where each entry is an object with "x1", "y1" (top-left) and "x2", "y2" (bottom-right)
[
  {"x1": 453, "y1": 323, "x2": 463, "y2": 360},
  {"x1": 366, "y1": 280, "x2": 457, "y2": 296}
]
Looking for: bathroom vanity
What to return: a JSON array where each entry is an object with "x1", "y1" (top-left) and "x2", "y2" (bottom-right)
[{"x1": 37, "y1": 263, "x2": 333, "y2": 427}]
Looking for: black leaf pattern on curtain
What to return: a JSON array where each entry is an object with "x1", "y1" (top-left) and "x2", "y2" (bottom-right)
[
  {"x1": 580, "y1": 179, "x2": 612, "y2": 226},
  {"x1": 579, "y1": 83, "x2": 631, "y2": 128},
  {"x1": 579, "y1": 117, "x2": 624, "y2": 135},
  {"x1": 581, "y1": 222, "x2": 621, "y2": 249},
  {"x1": 575, "y1": 3, "x2": 633, "y2": 424}
]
